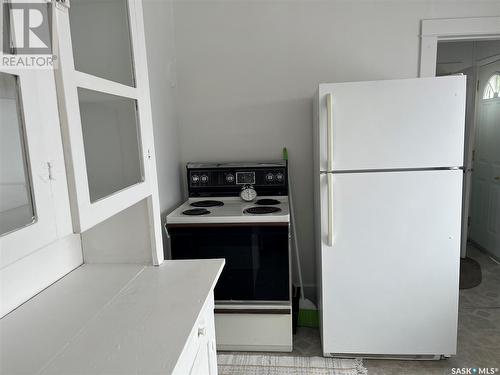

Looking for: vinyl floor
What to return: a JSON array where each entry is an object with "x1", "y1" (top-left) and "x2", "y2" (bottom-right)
[{"x1": 231, "y1": 244, "x2": 500, "y2": 375}]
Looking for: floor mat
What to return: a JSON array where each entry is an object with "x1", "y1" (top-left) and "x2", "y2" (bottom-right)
[
  {"x1": 460, "y1": 257, "x2": 482, "y2": 289},
  {"x1": 217, "y1": 354, "x2": 367, "y2": 375}
]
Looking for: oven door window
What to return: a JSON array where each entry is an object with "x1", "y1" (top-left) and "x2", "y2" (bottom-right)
[{"x1": 169, "y1": 225, "x2": 289, "y2": 302}]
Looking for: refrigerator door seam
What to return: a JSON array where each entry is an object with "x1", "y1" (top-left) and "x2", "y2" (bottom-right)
[{"x1": 320, "y1": 167, "x2": 463, "y2": 174}]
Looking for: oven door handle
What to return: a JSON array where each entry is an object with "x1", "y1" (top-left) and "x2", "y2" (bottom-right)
[{"x1": 215, "y1": 308, "x2": 291, "y2": 314}]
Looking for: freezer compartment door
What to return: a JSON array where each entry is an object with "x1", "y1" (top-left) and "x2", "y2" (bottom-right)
[
  {"x1": 317, "y1": 76, "x2": 466, "y2": 171},
  {"x1": 320, "y1": 169, "x2": 462, "y2": 356}
]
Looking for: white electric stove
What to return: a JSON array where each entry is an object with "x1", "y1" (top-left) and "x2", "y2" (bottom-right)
[
  {"x1": 166, "y1": 161, "x2": 293, "y2": 352},
  {"x1": 166, "y1": 196, "x2": 290, "y2": 224}
]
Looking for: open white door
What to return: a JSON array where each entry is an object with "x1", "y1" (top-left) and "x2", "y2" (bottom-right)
[{"x1": 469, "y1": 57, "x2": 500, "y2": 258}]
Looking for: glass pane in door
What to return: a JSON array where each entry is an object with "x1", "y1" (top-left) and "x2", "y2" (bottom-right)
[
  {"x1": 69, "y1": 0, "x2": 135, "y2": 86},
  {"x1": 77, "y1": 88, "x2": 144, "y2": 202},
  {"x1": 0, "y1": 73, "x2": 36, "y2": 236}
]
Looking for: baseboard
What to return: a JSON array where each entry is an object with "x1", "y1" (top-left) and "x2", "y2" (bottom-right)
[
  {"x1": 217, "y1": 344, "x2": 293, "y2": 352},
  {"x1": 468, "y1": 240, "x2": 500, "y2": 263}
]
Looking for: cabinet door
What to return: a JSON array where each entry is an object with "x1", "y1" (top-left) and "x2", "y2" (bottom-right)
[
  {"x1": 189, "y1": 334, "x2": 211, "y2": 375},
  {"x1": 0, "y1": 66, "x2": 71, "y2": 269},
  {"x1": 53, "y1": 0, "x2": 161, "y2": 236},
  {"x1": 173, "y1": 295, "x2": 218, "y2": 375},
  {"x1": 190, "y1": 314, "x2": 217, "y2": 375}
]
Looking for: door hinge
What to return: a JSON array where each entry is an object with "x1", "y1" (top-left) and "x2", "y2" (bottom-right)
[
  {"x1": 147, "y1": 149, "x2": 151, "y2": 160},
  {"x1": 476, "y1": 80, "x2": 480, "y2": 92}
]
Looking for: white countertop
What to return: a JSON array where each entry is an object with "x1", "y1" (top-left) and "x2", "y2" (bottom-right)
[
  {"x1": 166, "y1": 196, "x2": 290, "y2": 224},
  {"x1": 0, "y1": 259, "x2": 224, "y2": 375}
]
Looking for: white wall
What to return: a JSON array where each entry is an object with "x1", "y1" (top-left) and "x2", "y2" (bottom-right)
[
  {"x1": 142, "y1": 1, "x2": 182, "y2": 217},
  {"x1": 172, "y1": 0, "x2": 500, "y2": 300},
  {"x1": 143, "y1": 0, "x2": 182, "y2": 258}
]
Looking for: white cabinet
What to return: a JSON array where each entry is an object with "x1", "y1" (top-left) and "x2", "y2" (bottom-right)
[
  {"x1": 0, "y1": 260, "x2": 224, "y2": 375},
  {"x1": 1, "y1": 5, "x2": 82, "y2": 318},
  {"x1": 191, "y1": 336, "x2": 212, "y2": 375},
  {"x1": 53, "y1": 0, "x2": 163, "y2": 263},
  {"x1": 0, "y1": 68, "x2": 72, "y2": 270},
  {"x1": 174, "y1": 293, "x2": 218, "y2": 375}
]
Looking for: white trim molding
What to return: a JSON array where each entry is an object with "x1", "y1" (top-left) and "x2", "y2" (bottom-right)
[{"x1": 419, "y1": 17, "x2": 500, "y2": 77}]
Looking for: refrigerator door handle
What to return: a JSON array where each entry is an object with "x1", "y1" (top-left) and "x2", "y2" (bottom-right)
[
  {"x1": 327, "y1": 173, "x2": 334, "y2": 246},
  {"x1": 326, "y1": 93, "x2": 334, "y2": 246}
]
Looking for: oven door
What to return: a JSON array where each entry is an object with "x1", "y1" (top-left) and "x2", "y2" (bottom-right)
[{"x1": 168, "y1": 224, "x2": 290, "y2": 302}]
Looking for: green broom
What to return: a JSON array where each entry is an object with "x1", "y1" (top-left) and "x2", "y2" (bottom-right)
[{"x1": 283, "y1": 148, "x2": 319, "y2": 328}]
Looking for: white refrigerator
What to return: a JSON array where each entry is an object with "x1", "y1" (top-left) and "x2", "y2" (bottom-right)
[{"x1": 313, "y1": 76, "x2": 466, "y2": 359}]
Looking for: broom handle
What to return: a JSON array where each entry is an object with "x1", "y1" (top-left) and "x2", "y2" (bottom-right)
[{"x1": 288, "y1": 161, "x2": 305, "y2": 301}]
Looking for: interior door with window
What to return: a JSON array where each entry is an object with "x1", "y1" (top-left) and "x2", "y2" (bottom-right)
[
  {"x1": 53, "y1": 0, "x2": 162, "y2": 262},
  {"x1": 469, "y1": 57, "x2": 500, "y2": 258}
]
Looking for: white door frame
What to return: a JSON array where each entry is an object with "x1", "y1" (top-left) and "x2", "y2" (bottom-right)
[
  {"x1": 420, "y1": 17, "x2": 500, "y2": 78},
  {"x1": 419, "y1": 16, "x2": 500, "y2": 258}
]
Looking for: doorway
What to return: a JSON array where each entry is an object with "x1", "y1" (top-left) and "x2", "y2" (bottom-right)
[{"x1": 436, "y1": 40, "x2": 500, "y2": 263}]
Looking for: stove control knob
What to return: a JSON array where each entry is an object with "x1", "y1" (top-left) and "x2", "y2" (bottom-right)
[
  {"x1": 192, "y1": 175, "x2": 200, "y2": 183},
  {"x1": 265, "y1": 173, "x2": 274, "y2": 182},
  {"x1": 226, "y1": 173, "x2": 235, "y2": 183},
  {"x1": 276, "y1": 172, "x2": 284, "y2": 182},
  {"x1": 200, "y1": 175, "x2": 209, "y2": 183}
]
